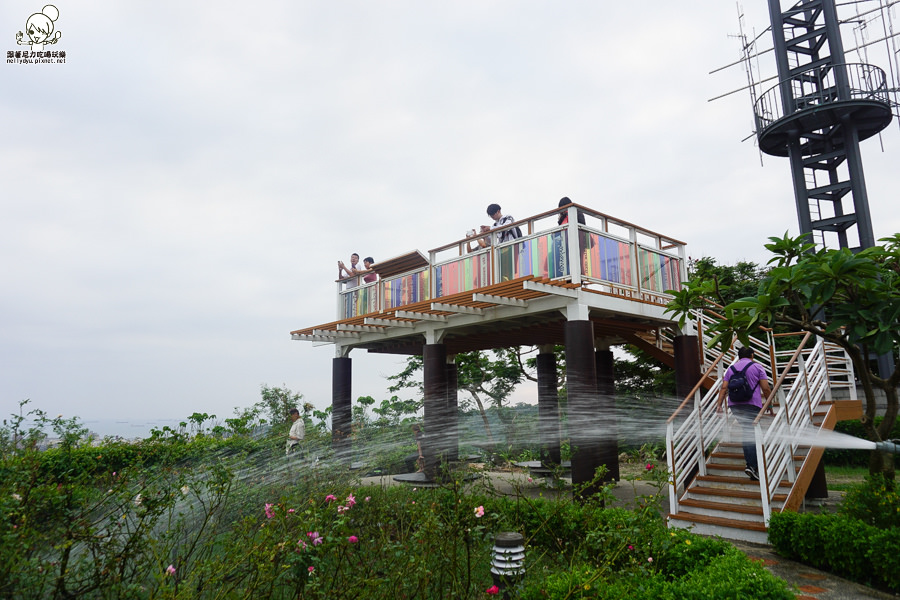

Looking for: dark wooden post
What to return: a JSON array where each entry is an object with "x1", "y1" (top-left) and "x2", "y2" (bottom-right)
[
  {"x1": 537, "y1": 348, "x2": 561, "y2": 465},
  {"x1": 445, "y1": 360, "x2": 459, "y2": 463},
  {"x1": 595, "y1": 348, "x2": 620, "y2": 482},
  {"x1": 332, "y1": 356, "x2": 352, "y2": 461},
  {"x1": 673, "y1": 335, "x2": 701, "y2": 399},
  {"x1": 565, "y1": 320, "x2": 602, "y2": 497},
  {"x1": 423, "y1": 344, "x2": 448, "y2": 479}
]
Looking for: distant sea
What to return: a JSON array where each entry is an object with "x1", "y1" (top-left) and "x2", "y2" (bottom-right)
[{"x1": 18, "y1": 418, "x2": 188, "y2": 441}]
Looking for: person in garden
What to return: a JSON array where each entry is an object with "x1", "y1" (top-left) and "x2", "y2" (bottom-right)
[
  {"x1": 286, "y1": 407, "x2": 305, "y2": 456},
  {"x1": 716, "y1": 346, "x2": 773, "y2": 481}
]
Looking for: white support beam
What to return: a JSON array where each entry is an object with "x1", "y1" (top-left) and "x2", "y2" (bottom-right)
[
  {"x1": 293, "y1": 334, "x2": 337, "y2": 343},
  {"x1": 364, "y1": 317, "x2": 416, "y2": 328},
  {"x1": 523, "y1": 280, "x2": 580, "y2": 298},
  {"x1": 396, "y1": 310, "x2": 448, "y2": 322},
  {"x1": 312, "y1": 329, "x2": 360, "y2": 339},
  {"x1": 337, "y1": 324, "x2": 385, "y2": 333},
  {"x1": 430, "y1": 302, "x2": 485, "y2": 315},
  {"x1": 472, "y1": 293, "x2": 528, "y2": 307}
]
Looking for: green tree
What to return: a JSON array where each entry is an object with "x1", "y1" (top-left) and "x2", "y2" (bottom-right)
[
  {"x1": 666, "y1": 233, "x2": 900, "y2": 477},
  {"x1": 688, "y1": 256, "x2": 767, "y2": 306},
  {"x1": 257, "y1": 384, "x2": 304, "y2": 425},
  {"x1": 388, "y1": 349, "x2": 524, "y2": 443}
]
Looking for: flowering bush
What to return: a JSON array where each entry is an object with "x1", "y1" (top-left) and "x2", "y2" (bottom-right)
[
  {"x1": 840, "y1": 474, "x2": 900, "y2": 529},
  {"x1": 0, "y1": 402, "x2": 795, "y2": 600}
]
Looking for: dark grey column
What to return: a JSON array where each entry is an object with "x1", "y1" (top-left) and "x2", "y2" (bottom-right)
[
  {"x1": 673, "y1": 335, "x2": 701, "y2": 399},
  {"x1": 332, "y1": 356, "x2": 352, "y2": 461},
  {"x1": 595, "y1": 349, "x2": 620, "y2": 482},
  {"x1": 537, "y1": 350, "x2": 561, "y2": 465},
  {"x1": 445, "y1": 361, "x2": 459, "y2": 463},
  {"x1": 565, "y1": 320, "x2": 602, "y2": 497},
  {"x1": 423, "y1": 344, "x2": 448, "y2": 479}
]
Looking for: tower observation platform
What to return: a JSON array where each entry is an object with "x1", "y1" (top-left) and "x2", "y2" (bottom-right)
[{"x1": 291, "y1": 203, "x2": 700, "y2": 490}]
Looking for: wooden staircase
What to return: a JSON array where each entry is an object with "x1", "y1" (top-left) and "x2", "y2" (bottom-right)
[{"x1": 663, "y1": 325, "x2": 861, "y2": 543}]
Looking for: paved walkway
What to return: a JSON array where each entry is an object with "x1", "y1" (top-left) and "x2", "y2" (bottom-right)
[{"x1": 359, "y1": 469, "x2": 896, "y2": 599}]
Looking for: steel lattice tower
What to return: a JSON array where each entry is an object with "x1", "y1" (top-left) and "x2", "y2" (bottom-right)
[{"x1": 755, "y1": 0, "x2": 893, "y2": 251}]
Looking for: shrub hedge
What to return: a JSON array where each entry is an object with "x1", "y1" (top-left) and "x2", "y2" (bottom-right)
[{"x1": 769, "y1": 511, "x2": 900, "y2": 593}]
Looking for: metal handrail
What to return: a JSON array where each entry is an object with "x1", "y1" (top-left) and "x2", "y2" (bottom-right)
[{"x1": 754, "y1": 62, "x2": 890, "y2": 132}]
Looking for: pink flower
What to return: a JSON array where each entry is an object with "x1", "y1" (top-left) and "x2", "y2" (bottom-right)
[
  {"x1": 346, "y1": 493, "x2": 356, "y2": 507},
  {"x1": 348, "y1": 535, "x2": 358, "y2": 543},
  {"x1": 646, "y1": 463, "x2": 654, "y2": 471},
  {"x1": 307, "y1": 531, "x2": 323, "y2": 546},
  {"x1": 165, "y1": 565, "x2": 176, "y2": 576},
  {"x1": 264, "y1": 503, "x2": 275, "y2": 519},
  {"x1": 486, "y1": 584, "x2": 499, "y2": 595},
  {"x1": 628, "y1": 545, "x2": 634, "y2": 550},
  {"x1": 325, "y1": 494, "x2": 337, "y2": 503},
  {"x1": 527, "y1": 477, "x2": 533, "y2": 483},
  {"x1": 287, "y1": 508, "x2": 295, "y2": 513},
  {"x1": 474, "y1": 505, "x2": 485, "y2": 518},
  {"x1": 308, "y1": 566, "x2": 314, "y2": 574},
  {"x1": 364, "y1": 496, "x2": 370, "y2": 502},
  {"x1": 297, "y1": 540, "x2": 307, "y2": 550},
  {"x1": 648, "y1": 557, "x2": 653, "y2": 563},
  {"x1": 337, "y1": 505, "x2": 348, "y2": 514}
]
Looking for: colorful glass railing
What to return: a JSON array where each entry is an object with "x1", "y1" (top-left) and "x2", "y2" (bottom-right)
[
  {"x1": 580, "y1": 231, "x2": 633, "y2": 287},
  {"x1": 382, "y1": 268, "x2": 430, "y2": 310},
  {"x1": 434, "y1": 251, "x2": 491, "y2": 298},
  {"x1": 496, "y1": 230, "x2": 571, "y2": 282},
  {"x1": 637, "y1": 246, "x2": 681, "y2": 294}
]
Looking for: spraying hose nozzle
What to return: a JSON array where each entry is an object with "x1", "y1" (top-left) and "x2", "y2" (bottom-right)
[{"x1": 874, "y1": 439, "x2": 900, "y2": 455}]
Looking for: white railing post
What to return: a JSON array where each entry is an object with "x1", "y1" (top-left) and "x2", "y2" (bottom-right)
[
  {"x1": 757, "y1": 420, "x2": 772, "y2": 525},
  {"x1": 667, "y1": 421, "x2": 679, "y2": 514},
  {"x1": 565, "y1": 206, "x2": 581, "y2": 284}
]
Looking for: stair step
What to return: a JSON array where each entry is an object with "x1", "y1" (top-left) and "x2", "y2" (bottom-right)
[
  {"x1": 696, "y1": 474, "x2": 792, "y2": 487},
  {"x1": 679, "y1": 498, "x2": 764, "y2": 516},
  {"x1": 667, "y1": 510, "x2": 768, "y2": 532},
  {"x1": 688, "y1": 486, "x2": 787, "y2": 503}
]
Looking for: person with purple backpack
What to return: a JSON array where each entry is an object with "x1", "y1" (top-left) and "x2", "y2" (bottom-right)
[{"x1": 716, "y1": 346, "x2": 773, "y2": 481}]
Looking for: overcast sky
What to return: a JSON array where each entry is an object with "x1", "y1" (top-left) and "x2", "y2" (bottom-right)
[{"x1": 2, "y1": 1, "x2": 898, "y2": 430}]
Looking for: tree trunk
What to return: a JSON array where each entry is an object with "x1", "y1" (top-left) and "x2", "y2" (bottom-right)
[{"x1": 469, "y1": 391, "x2": 494, "y2": 444}]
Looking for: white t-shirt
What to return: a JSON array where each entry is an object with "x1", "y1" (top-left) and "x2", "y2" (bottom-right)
[{"x1": 491, "y1": 215, "x2": 516, "y2": 245}]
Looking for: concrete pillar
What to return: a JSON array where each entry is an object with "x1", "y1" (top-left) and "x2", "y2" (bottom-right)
[
  {"x1": 423, "y1": 344, "x2": 449, "y2": 479},
  {"x1": 673, "y1": 335, "x2": 701, "y2": 399},
  {"x1": 595, "y1": 349, "x2": 620, "y2": 482},
  {"x1": 445, "y1": 360, "x2": 459, "y2": 463},
  {"x1": 332, "y1": 357, "x2": 352, "y2": 460},
  {"x1": 565, "y1": 320, "x2": 603, "y2": 497},
  {"x1": 537, "y1": 349, "x2": 561, "y2": 465}
]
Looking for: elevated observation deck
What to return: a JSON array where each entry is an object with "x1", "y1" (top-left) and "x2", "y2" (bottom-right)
[
  {"x1": 754, "y1": 63, "x2": 893, "y2": 157},
  {"x1": 291, "y1": 204, "x2": 687, "y2": 356}
]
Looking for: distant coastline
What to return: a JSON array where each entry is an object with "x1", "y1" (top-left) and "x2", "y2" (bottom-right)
[{"x1": 18, "y1": 418, "x2": 187, "y2": 441}]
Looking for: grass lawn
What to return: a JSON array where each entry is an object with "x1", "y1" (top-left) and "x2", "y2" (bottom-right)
[{"x1": 824, "y1": 464, "x2": 868, "y2": 491}]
